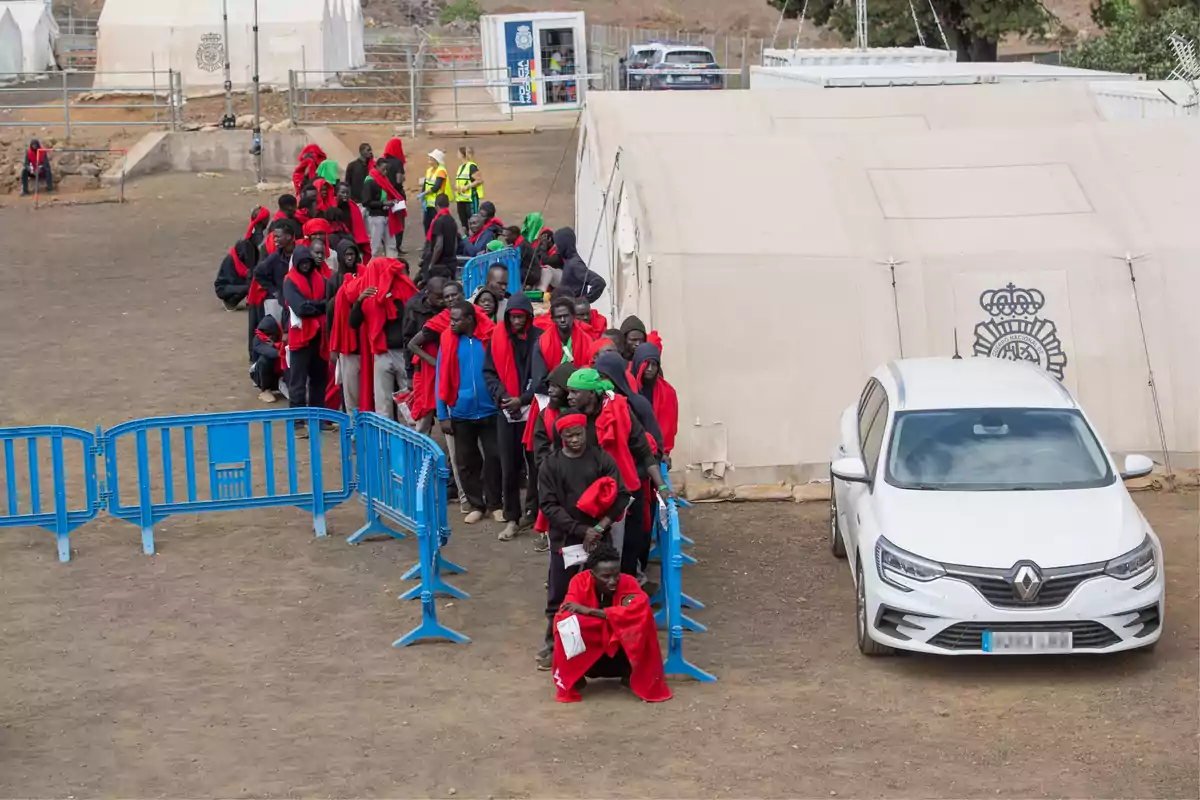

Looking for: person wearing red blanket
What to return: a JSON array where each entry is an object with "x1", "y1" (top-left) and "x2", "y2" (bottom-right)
[
  {"x1": 525, "y1": 362, "x2": 576, "y2": 553},
  {"x1": 334, "y1": 181, "x2": 372, "y2": 263},
  {"x1": 282, "y1": 246, "x2": 330, "y2": 426},
  {"x1": 434, "y1": 301, "x2": 501, "y2": 525},
  {"x1": 573, "y1": 298, "x2": 608, "y2": 339},
  {"x1": 292, "y1": 143, "x2": 326, "y2": 196},
  {"x1": 348, "y1": 257, "x2": 419, "y2": 420},
  {"x1": 632, "y1": 342, "x2": 677, "y2": 457},
  {"x1": 216, "y1": 205, "x2": 270, "y2": 311},
  {"x1": 530, "y1": 294, "x2": 595, "y2": 395},
  {"x1": 482, "y1": 293, "x2": 542, "y2": 541},
  {"x1": 559, "y1": 368, "x2": 672, "y2": 578},
  {"x1": 461, "y1": 200, "x2": 504, "y2": 257},
  {"x1": 536, "y1": 415, "x2": 633, "y2": 671},
  {"x1": 20, "y1": 139, "x2": 52, "y2": 196},
  {"x1": 250, "y1": 315, "x2": 287, "y2": 403},
  {"x1": 552, "y1": 544, "x2": 671, "y2": 702},
  {"x1": 326, "y1": 240, "x2": 370, "y2": 412},
  {"x1": 366, "y1": 137, "x2": 407, "y2": 256}
]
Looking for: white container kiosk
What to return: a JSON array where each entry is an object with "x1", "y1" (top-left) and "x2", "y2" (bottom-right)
[{"x1": 480, "y1": 11, "x2": 587, "y2": 112}]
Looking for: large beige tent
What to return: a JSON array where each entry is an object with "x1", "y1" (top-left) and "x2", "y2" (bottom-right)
[
  {"x1": 1, "y1": 0, "x2": 57, "y2": 73},
  {"x1": 95, "y1": 0, "x2": 364, "y2": 91},
  {"x1": 576, "y1": 86, "x2": 1199, "y2": 488},
  {"x1": 0, "y1": 8, "x2": 24, "y2": 78}
]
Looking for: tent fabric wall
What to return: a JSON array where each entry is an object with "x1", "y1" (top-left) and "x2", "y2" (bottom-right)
[
  {"x1": 95, "y1": 0, "x2": 357, "y2": 91},
  {"x1": 577, "y1": 89, "x2": 1200, "y2": 487},
  {"x1": 0, "y1": 8, "x2": 24, "y2": 78},
  {"x1": 2, "y1": 0, "x2": 58, "y2": 73}
]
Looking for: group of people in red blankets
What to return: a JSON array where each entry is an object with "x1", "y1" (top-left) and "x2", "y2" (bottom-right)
[{"x1": 215, "y1": 140, "x2": 677, "y2": 703}]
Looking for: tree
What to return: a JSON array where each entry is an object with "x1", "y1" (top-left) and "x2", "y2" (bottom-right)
[
  {"x1": 1066, "y1": 3, "x2": 1200, "y2": 79},
  {"x1": 766, "y1": 0, "x2": 1054, "y2": 62}
]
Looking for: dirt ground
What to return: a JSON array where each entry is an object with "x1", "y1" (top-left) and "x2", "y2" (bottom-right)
[{"x1": 0, "y1": 137, "x2": 1197, "y2": 798}]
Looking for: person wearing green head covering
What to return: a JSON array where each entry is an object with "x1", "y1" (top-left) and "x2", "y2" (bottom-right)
[
  {"x1": 520, "y1": 212, "x2": 544, "y2": 244},
  {"x1": 559, "y1": 366, "x2": 673, "y2": 584},
  {"x1": 314, "y1": 160, "x2": 341, "y2": 210},
  {"x1": 486, "y1": 239, "x2": 505, "y2": 252}
]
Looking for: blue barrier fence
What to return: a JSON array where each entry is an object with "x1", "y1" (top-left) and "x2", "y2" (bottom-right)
[
  {"x1": 657, "y1": 495, "x2": 716, "y2": 682},
  {"x1": 461, "y1": 247, "x2": 522, "y2": 298}
]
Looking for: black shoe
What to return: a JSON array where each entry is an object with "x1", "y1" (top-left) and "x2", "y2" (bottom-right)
[
  {"x1": 536, "y1": 647, "x2": 553, "y2": 671},
  {"x1": 518, "y1": 510, "x2": 537, "y2": 531}
]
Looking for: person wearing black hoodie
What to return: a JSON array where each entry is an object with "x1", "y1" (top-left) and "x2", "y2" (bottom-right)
[
  {"x1": 215, "y1": 238, "x2": 258, "y2": 311},
  {"x1": 483, "y1": 293, "x2": 543, "y2": 540},
  {"x1": 250, "y1": 315, "x2": 287, "y2": 402},
  {"x1": 282, "y1": 245, "x2": 329, "y2": 419},
  {"x1": 619, "y1": 315, "x2": 648, "y2": 362},
  {"x1": 255, "y1": 220, "x2": 302, "y2": 324},
  {"x1": 547, "y1": 228, "x2": 606, "y2": 303},
  {"x1": 328, "y1": 239, "x2": 363, "y2": 411},
  {"x1": 594, "y1": 350, "x2": 665, "y2": 584}
]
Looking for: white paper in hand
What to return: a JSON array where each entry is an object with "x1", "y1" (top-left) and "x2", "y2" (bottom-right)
[
  {"x1": 392, "y1": 199, "x2": 407, "y2": 213},
  {"x1": 289, "y1": 308, "x2": 303, "y2": 329},
  {"x1": 556, "y1": 614, "x2": 586, "y2": 659},
  {"x1": 561, "y1": 544, "x2": 588, "y2": 569}
]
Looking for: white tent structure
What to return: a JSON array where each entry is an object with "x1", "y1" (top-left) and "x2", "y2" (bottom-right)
[
  {"x1": 0, "y1": 8, "x2": 25, "y2": 78},
  {"x1": 1, "y1": 0, "x2": 58, "y2": 73},
  {"x1": 95, "y1": 0, "x2": 363, "y2": 91},
  {"x1": 576, "y1": 86, "x2": 1200, "y2": 489}
]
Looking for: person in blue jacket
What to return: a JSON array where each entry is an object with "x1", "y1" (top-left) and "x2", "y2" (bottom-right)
[{"x1": 437, "y1": 301, "x2": 502, "y2": 524}]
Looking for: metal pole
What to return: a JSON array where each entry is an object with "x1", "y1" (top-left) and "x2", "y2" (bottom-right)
[
  {"x1": 452, "y1": 71, "x2": 458, "y2": 126},
  {"x1": 151, "y1": 52, "x2": 158, "y2": 125},
  {"x1": 409, "y1": 62, "x2": 417, "y2": 137},
  {"x1": 221, "y1": 0, "x2": 235, "y2": 128},
  {"x1": 301, "y1": 45, "x2": 308, "y2": 123},
  {"x1": 62, "y1": 71, "x2": 70, "y2": 140},
  {"x1": 252, "y1": 0, "x2": 263, "y2": 184}
]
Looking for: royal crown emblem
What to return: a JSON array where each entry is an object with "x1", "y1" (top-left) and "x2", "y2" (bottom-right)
[
  {"x1": 196, "y1": 33, "x2": 225, "y2": 72},
  {"x1": 972, "y1": 282, "x2": 1068, "y2": 380},
  {"x1": 514, "y1": 24, "x2": 534, "y2": 51}
]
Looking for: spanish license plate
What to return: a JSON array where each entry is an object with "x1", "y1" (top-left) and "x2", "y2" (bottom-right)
[
  {"x1": 678, "y1": 75, "x2": 703, "y2": 82},
  {"x1": 982, "y1": 630, "x2": 1073, "y2": 653}
]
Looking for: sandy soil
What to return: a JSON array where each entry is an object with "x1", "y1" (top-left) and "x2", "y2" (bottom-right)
[{"x1": 0, "y1": 139, "x2": 1196, "y2": 798}]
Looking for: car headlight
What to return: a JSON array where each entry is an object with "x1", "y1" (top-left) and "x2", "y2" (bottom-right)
[
  {"x1": 1105, "y1": 535, "x2": 1156, "y2": 587},
  {"x1": 875, "y1": 537, "x2": 946, "y2": 591}
]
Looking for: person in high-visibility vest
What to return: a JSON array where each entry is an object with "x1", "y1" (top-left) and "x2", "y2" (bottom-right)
[
  {"x1": 416, "y1": 149, "x2": 451, "y2": 234},
  {"x1": 454, "y1": 146, "x2": 484, "y2": 229}
]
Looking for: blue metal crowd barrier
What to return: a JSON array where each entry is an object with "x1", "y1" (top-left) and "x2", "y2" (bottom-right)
[
  {"x1": 0, "y1": 426, "x2": 101, "y2": 562},
  {"x1": 658, "y1": 495, "x2": 717, "y2": 682},
  {"x1": 461, "y1": 247, "x2": 522, "y2": 298},
  {"x1": 104, "y1": 407, "x2": 354, "y2": 555}
]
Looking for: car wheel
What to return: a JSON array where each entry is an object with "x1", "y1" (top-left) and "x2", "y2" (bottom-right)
[
  {"x1": 829, "y1": 474, "x2": 846, "y2": 559},
  {"x1": 856, "y1": 560, "x2": 894, "y2": 657}
]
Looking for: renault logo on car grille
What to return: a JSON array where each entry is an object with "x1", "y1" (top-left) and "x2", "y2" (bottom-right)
[{"x1": 1012, "y1": 563, "x2": 1043, "y2": 601}]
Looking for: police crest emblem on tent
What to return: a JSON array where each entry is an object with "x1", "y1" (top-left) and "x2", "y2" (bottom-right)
[
  {"x1": 973, "y1": 282, "x2": 1068, "y2": 380},
  {"x1": 196, "y1": 33, "x2": 225, "y2": 72},
  {"x1": 514, "y1": 25, "x2": 534, "y2": 51}
]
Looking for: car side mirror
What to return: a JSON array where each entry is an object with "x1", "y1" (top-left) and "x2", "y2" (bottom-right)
[
  {"x1": 1120, "y1": 454, "x2": 1155, "y2": 480},
  {"x1": 831, "y1": 457, "x2": 870, "y2": 484}
]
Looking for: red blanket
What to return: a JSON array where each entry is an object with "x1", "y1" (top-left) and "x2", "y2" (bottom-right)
[
  {"x1": 552, "y1": 572, "x2": 671, "y2": 704},
  {"x1": 284, "y1": 268, "x2": 327, "y2": 355},
  {"x1": 537, "y1": 320, "x2": 594, "y2": 371},
  {"x1": 328, "y1": 274, "x2": 375, "y2": 412},
  {"x1": 293, "y1": 144, "x2": 326, "y2": 194},
  {"x1": 357, "y1": 258, "x2": 418, "y2": 356},
  {"x1": 489, "y1": 319, "x2": 527, "y2": 398},
  {"x1": 596, "y1": 394, "x2": 639, "y2": 491},
  {"x1": 345, "y1": 201, "x2": 373, "y2": 263},
  {"x1": 435, "y1": 307, "x2": 495, "y2": 407},
  {"x1": 368, "y1": 159, "x2": 407, "y2": 237},
  {"x1": 637, "y1": 367, "x2": 678, "y2": 455}
]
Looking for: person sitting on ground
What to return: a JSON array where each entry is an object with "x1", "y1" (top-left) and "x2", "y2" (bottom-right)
[
  {"x1": 421, "y1": 194, "x2": 460, "y2": 282},
  {"x1": 436, "y1": 301, "x2": 501, "y2": 524},
  {"x1": 574, "y1": 298, "x2": 608, "y2": 339},
  {"x1": 215, "y1": 206, "x2": 270, "y2": 311},
  {"x1": 537, "y1": 416, "x2": 630, "y2": 671},
  {"x1": 20, "y1": 139, "x2": 53, "y2": 196},
  {"x1": 550, "y1": 542, "x2": 671, "y2": 702},
  {"x1": 483, "y1": 292, "x2": 543, "y2": 541},
  {"x1": 250, "y1": 314, "x2": 287, "y2": 403},
  {"x1": 282, "y1": 245, "x2": 330, "y2": 422},
  {"x1": 462, "y1": 200, "x2": 505, "y2": 257},
  {"x1": 633, "y1": 342, "x2": 678, "y2": 459},
  {"x1": 619, "y1": 316, "x2": 648, "y2": 362},
  {"x1": 530, "y1": 294, "x2": 595, "y2": 395}
]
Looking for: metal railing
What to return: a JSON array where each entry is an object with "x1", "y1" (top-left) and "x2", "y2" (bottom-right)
[
  {"x1": 54, "y1": 11, "x2": 99, "y2": 36},
  {"x1": 0, "y1": 70, "x2": 183, "y2": 137}
]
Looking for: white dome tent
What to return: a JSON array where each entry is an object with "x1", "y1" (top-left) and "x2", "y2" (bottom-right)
[
  {"x1": 1, "y1": 0, "x2": 58, "y2": 73},
  {"x1": 0, "y1": 8, "x2": 25, "y2": 79},
  {"x1": 95, "y1": 0, "x2": 359, "y2": 91}
]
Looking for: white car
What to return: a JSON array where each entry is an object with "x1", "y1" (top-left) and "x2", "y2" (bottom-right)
[{"x1": 830, "y1": 357, "x2": 1164, "y2": 656}]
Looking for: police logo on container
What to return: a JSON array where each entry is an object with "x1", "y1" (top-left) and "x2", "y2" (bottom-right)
[
  {"x1": 196, "y1": 33, "x2": 225, "y2": 72},
  {"x1": 972, "y1": 282, "x2": 1068, "y2": 380},
  {"x1": 514, "y1": 25, "x2": 534, "y2": 51}
]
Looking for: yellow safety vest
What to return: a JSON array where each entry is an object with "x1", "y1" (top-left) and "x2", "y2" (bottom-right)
[
  {"x1": 454, "y1": 161, "x2": 483, "y2": 203},
  {"x1": 423, "y1": 165, "x2": 450, "y2": 208}
]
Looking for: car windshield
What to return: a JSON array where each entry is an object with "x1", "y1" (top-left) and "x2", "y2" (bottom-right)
[
  {"x1": 885, "y1": 408, "x2": 1114, "y2": 491},
  {"x1": 665, "y1": 51, "x2": 714, "y2": 64},
  {"x1": 631, "y1": 49, "x2": 656, "y2": 63}
]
